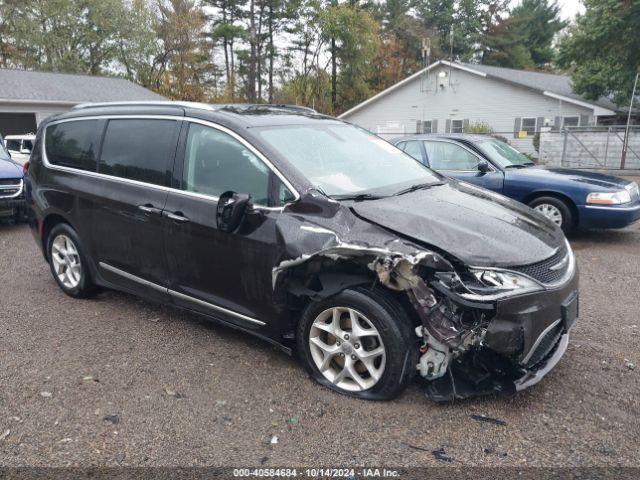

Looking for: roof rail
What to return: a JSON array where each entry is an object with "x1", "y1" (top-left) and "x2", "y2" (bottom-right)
[
  {"x1": 215, "y1": 103, "x2": 317, "y2": 113},
  {"x1": 72, "y1": 101, "x2": 216, "y2": 111}
]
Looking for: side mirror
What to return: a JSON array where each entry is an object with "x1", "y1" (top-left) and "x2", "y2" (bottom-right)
[
  {"x1": 216, "y1": 191, "x2": 252, "y2": 233},
  {"x1": 478, "y1": 159, "x2": 491, "y2": 173}
]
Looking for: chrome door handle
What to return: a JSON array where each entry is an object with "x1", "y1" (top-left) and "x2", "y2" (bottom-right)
[
  {"x1": 166, "y1": 212, "x2": 189, "y2": 223},
  {"x1": 138, "y1": 204, "x2": 162, "y2": 215}
]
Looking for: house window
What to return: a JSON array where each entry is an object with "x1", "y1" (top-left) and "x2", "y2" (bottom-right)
[
  {"x1": 451, "y1": 119, "x2": 464, "y2": 133},
  {"x1": 521, "y1": 117, "x2": 537, "y2": 136},
  {"x1": 563, "y1": 116, "x2": 580, "y2": 128},
  {"x1": 422, "y1": 120, "x2": 433, "y2": 134}
]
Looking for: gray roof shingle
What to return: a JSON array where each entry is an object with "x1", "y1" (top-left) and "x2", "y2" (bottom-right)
[
  {"x1": 0, "y1": 68, "x2": 164, "y2": 103},
  {"x1": 461, "y1": 63, "x2": 619, "y2": 112}
]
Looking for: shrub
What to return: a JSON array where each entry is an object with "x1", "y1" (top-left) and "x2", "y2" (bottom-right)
[{"x1": 463, "y1": 121, "x2": 494, "y2": 134}]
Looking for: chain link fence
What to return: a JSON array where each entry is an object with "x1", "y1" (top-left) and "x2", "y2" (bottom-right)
[{"x1": 539, "y1": 126, "x2": 640, "y2": 170}]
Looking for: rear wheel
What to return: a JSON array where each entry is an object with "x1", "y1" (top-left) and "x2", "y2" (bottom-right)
[
  {"x1": 529, "y1": 196, "x2": 574, "y2": 233},
  {"x1": 297, "y1": 287, "x2": 418, "y2": 400},
  {"x1": 47, "y1": 223, "x2": 96, "y2": 298}
]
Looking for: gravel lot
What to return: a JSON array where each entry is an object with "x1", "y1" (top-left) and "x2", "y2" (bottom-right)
[{"x1": 0, "y1": 221, "x2": 639, "y2": 468}]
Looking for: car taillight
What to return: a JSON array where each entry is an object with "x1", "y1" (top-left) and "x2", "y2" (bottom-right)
[{"x1": 23, "y1": 161, "x2": 29, "y2": 176}]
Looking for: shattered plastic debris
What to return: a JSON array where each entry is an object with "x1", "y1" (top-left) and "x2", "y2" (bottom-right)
[
  {"x1": 40, "y1": 391, "x2": 52, "y2": 398},
  {"x1": 624, "y1": 360, "x2": 635, "y2": 370},
  {"x1": 0, "y1": 429, "x2": 9, "y2": 441},
  {"x1": 470, "y1": 414, "x2": 507, "y2": 426},
  {"x1": 484, "y1": 446, "x2": 508, "y2": 457},
  {"x1": 164, "y1": 387, "x2": 184, "y2": 398},
  {"x1": 103, "y1": 414, "x2": 120, "y2": 425},
  {"x1": 400, "y1": 442, "x2": 430, "y2": 452},
  {"x1": 431, "y1": 447, "x2": 453, "y2": 462},
  {"x1": 270, "y1": 435, "x2": 278, "y2": 445},
  {"x1": 288, "y1": 416, "x2": 298, "y2": 426}
]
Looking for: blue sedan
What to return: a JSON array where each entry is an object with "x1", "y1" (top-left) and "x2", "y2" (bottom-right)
[
  {"x1": 0, "y1": 139, "x2": 26, "y2": 222},
  {"x1": 391, "y1": 134, "x2": 640, "y2": 232}
]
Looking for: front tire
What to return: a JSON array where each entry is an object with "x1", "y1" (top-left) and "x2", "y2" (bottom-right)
[
  {"x1": 529, "y1": 196, "x2": 574, "y2": 233},
  {"x1": 296, "y1": 287, "x2": 418, "y2": 400},
  {"x1": 47, "y1": 223, "x2": 96, "y2": 298}
]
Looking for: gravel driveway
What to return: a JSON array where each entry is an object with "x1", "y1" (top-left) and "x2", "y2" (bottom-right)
[{"x1": 0, "y1": 222, "x2": 638, "y2": 468}]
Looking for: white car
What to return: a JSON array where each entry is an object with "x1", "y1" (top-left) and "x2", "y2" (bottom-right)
[{"x1": 5, "y1": 134, "x2": 35, "y2": 165}]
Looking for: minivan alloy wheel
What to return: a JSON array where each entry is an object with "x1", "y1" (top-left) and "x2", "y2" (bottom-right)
[
  {"x1": 51, "y1": 234, "x2": 82, "y2": 289},
  {"x1": 309, "y1": 307, "x2": 386, "y2": 392},
  {"x1": 534, "y1": 203, "x2": 563, "y2": 226}
]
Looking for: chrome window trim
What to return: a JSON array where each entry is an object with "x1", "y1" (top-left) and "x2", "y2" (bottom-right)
[
  {"x1": 41, "y1": 114, "x2": 300, "y2": 211},
  {"x1": 0, "y1": 179, "x2": 24, "y2": 199},
  {"x1": 422, "y1": 138, "x2": 498, "y2": 173},
  {"x1": 99, "y1": 262, "x2": 265, "y2": 326}
]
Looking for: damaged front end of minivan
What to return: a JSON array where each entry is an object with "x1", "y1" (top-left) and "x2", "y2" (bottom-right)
[{"x1": 273, "y1": 190, "x2": 578, "y2": 402}]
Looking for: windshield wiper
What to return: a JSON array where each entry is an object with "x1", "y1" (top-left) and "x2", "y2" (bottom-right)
[
  {"x1": 393, "y1": 182, "x2": 437, "y2": 196},
  {"x1": 504, "y1": 164, "x2": 531, "y2": 169},
  {"x1": 332, "y1": 193, "x2": 386, "y2": 201}
]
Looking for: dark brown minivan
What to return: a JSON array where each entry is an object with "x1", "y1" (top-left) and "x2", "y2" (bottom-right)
[{"x1": 25, "y1": 102, "x2": 578, "y2": 402}]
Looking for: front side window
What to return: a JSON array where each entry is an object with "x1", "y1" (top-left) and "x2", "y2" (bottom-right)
[
  {"x1": 256, "y1": 123, "x2": 440, "y2": 198},
  {"x1": 99, "y1": 119, "x2": 178, "y2": 186},
  {"x1": 424, "y1": 141, "x2": 481, "y2": 171},
  {"x1": 182, "y1": 123, "x2": 272, "y2": 206},
  {"x1": 45, "y1": 120, "x2": 100, "y2": 171}
]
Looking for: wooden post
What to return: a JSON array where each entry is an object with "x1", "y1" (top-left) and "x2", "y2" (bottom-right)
[{"x1": 621, "y1": 71, "x2": 639, "y2": 169}]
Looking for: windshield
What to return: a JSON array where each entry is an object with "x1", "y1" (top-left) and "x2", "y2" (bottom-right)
[
  {"x1": 257, "y1": 124, "x2": 441, "y2": 198},
  {"x1": 476, "y1": 139, "x2": 534, "y2": 168}
]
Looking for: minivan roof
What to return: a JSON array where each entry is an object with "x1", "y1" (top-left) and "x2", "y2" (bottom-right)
[
  {"x1": 48, "y1": 101, "x2": 336, "y2": 130},
  {"x1": 72, "y1": 101, "x2": 317, "y2": 114}
]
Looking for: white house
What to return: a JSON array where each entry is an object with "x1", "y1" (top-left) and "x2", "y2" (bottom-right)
[
  {"x1": 0, "y1": 68, "x2": 163, "y2": 137},
  {"x1": 339, "y1": 60, "x2": 621, "y2": 155}
]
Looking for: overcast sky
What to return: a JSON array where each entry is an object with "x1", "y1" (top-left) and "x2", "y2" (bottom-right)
[
  {"x1": 511, "y1": 0, "x2": 584, "y2": 20},
  {"x1": 510, "y1": 0, "x2": 584, "y2": 20},
  {"x1": 558, "y1": 0, "x2": 585, "y2": 20}
]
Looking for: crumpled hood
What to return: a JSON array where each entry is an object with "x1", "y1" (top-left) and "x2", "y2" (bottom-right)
[
  {"x1": 351, "y1": 181, "x2": 565, "y2": 267},
  {"x1": 0, "y1": 159, "x2": 22, "y2": 179},
  {"x1": 508, "y1": 166, "x2": 632, "y2": 191}
]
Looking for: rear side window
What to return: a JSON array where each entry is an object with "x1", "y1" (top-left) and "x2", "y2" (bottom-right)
[
  {"x1": 99, "y1": 119, "x2": 178, "y2": 186},
  {"x1": 45, "y1": 120, "x2": 100, "y2": 171},
  {"x1": 424, "y1": 141, "x2": 481, "y2": 171}
]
